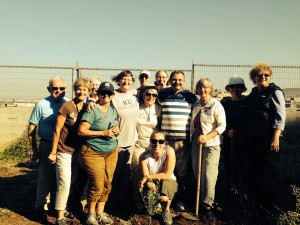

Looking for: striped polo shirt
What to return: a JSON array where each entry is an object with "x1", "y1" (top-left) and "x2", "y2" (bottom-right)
[{"x1": 158, "y1": 87, "x2": 197, "y2": 140}]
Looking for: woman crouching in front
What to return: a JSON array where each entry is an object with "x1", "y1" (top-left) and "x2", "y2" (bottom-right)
[
  {"x1": 78, "y1": 82, "x2": 119, "y2": 225},
  {"x1": 139, "y1": 131, "x2": 177, "y2": 225}
]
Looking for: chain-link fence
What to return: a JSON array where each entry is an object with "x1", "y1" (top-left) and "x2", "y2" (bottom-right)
[
  {"x1": 192, "y1": 63, "x2": 300, "y2": 97},
  {"x1": 1, "y1": 63, "x2": 299, "y2": 103}
]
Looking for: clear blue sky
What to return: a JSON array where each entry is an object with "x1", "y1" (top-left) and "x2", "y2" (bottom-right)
[{"x1": 1, "y1": 0, "x2": 300, "y2": 69}]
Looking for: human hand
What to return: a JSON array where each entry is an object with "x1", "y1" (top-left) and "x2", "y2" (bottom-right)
[
  {"x1": 198, "y1": 135, "x2": 208, "y2": 144},
  {"x1": 111, "y1": 127, "x2": 120, "y2": 136},
  {"x1": 86, "y1": 102, "x2": 96, "y2": 113},
  {"x1": 103, "y1": 129, "x2": 114, "y2": 137},
  {"x1": 145, "y1": 181, "x2": 157, "y2": 190},
  {"x1": 48, "y1": 153, "x2": 57, "y2": 164},
  {"x1": 139, "y1": 176, "x2": 148, "y2": 188},
  {"x1": 228, "y1": 129, "x2": 236, "y2": 138},
  {"x1": 271, "y1": 138, "x2": 280, "y2": 152}
]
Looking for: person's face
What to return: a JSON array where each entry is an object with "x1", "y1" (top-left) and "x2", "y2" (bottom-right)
[
  {"x1": 75, "y1": 86, "x2": 90, "y2": 101},
  {"x1": 228, "y1": 85, "x2": 243, "y2": 99},
  {"x1": 98, "y1": 91, "x2": 114, "y2": 104},
  {"x1": 156, "y1": 71, "x2": 168, "y2": 87},
  {"x1": 170, "y1": 73, "x2": 185, "y2": 92},
  {"x1": 143, "y1": 89, "x2": 158, "y2": 106},
  {"x1": 48, "y1": 79, "x2": 66, "y2": 101},
  {"x1": 150, "y1": 133, "x2": 166, "y2": 151},
  {"x1": 139, "y1": 74, "x2": 150, "y2": 87},
  {"x1": 255, "y1": 70, "x2": 271, "y2": 89},
  {"x1": 198, "y1": 81, "x2": 212, "y2": 99},
  {"x1": 91, "y1": 79, "x2": 101, "y2": 95},
  {"x1": 119, "y1": 75, "x2": 133, "y2": 91}
]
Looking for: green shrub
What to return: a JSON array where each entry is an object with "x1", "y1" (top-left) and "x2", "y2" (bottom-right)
[{"x1": 0, "y1": 129, "x2": 31, "y2": 161}]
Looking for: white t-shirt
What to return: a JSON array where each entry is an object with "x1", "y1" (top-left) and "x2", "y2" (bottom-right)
[
  {"x1": 112, "y1": 89, "x2": 139, "y2": 147},
  {"x1": 136, "y1": 103, "x2": 161, "y2": 148}
]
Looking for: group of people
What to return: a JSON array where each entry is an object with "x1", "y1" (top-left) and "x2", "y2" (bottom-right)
[{"x1": 27, "y1": 61, "x2": 285, "y2": 225}]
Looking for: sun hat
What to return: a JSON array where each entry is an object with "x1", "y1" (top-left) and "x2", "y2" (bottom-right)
[
  {"x1": 139, "y1": 70, "x2": 151, "y2": 78},
  {"x1": 97, "y1": 82, "x2": 114, "y2": 94},
  {"x1": 225, "y1": 75, "x2": 247, "y2": 92}
]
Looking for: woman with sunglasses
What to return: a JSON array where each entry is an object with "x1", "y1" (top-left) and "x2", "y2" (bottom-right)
[
  {"x1": 132, "y1": 84, "x2": 161, "y2": 211},
  {"x1": 78, "y1": 82, "x2": 120, "y2": 225},
  {"x1": 190, "y1": 78, "x2": 226, "y2": 219},
  {"x1": 139, "y1": 131, "x2": 177, "y2": 225},
  {"x1": 246, "y1": 62, "x2": 286, "y2": 212},
  {"x1": 48, "y1": 77, "x2": 90, "y2": 225},
  {"x1": 220, "y1": 75, "x2": 247, "y2": 191}
]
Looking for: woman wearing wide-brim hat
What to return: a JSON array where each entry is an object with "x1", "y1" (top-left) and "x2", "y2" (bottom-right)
[{"x1": 220, "y1": 75, "x2": 248, "y2": 191}]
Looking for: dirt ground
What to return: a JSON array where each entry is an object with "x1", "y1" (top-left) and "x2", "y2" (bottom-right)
[{"x1": 0, "y1": 108, "x2": 299, "y2": 224}]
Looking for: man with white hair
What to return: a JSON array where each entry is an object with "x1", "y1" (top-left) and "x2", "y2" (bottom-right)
[{"x1": 28, "y1": 77, "x2": 68, "y2": 221}]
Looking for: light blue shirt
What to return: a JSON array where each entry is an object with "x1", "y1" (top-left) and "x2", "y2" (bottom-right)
[
  {"x1": 272, "y1": 90, "x2": 286, "y2": 131},
  {"x1": 29, "y1": 96, "x2": 69, "y2": 141}
]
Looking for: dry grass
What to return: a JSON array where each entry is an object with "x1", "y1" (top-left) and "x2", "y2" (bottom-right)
[{"x1": 0, "y1": 107, "x2": 33, "y2": 152}]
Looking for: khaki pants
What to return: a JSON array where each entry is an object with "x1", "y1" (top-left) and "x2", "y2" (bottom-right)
[
  {"x1": 79, "y1": 145, "x2": 118, "y2": 203},
  {"x1": 191, "y1": 138, "x2": 220, "y2": 209}
]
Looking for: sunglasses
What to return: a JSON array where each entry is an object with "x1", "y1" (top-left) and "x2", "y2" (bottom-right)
[
  {"x1": 150, "y1": 139, "x2": 165, "y2": 144},
  {"x1": 228, "y1": 85, "x2": 244, "y2": 89},
  {"x1": 99, "y1": 91, "x2": 113, "y2": 96},
  {"x1": 51, "y1": 87, "x2": 66, "y2": 91},
  {"x1": 140, "y1": 75, "x2": 149, "y2": 79},
  {"x1": 145, "y1": 93, "x2": 158, "y2": 97},
  {"x1": 256, "y1": 73, "x2": 270, "y2": 78}
]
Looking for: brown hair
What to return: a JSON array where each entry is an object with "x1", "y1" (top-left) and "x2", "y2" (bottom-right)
[{"x1": 112, "y1": 70, "x2": 135, "y2": 85}]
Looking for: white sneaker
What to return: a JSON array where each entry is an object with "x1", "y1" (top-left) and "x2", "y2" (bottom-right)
[
  {"x1": 97, "y1": 212, "x2": 113, "y2": 225},
  {"x1": 85, "y1": 214, "x2": 98, "y2": 225}
]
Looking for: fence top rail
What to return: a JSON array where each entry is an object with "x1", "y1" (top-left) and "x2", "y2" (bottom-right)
[
  {"x1": 0, "y1": 64, "x2": 75, "y2": 70},
  {"x1": 77, "y1": 67, "x2": 192, "y2": 72},
  {"x1": 0, "y1": 64, "x2": 193, "y2": 73},
  {"x1": 193, "y1": 63, "x2": 300, "y2": 69}
]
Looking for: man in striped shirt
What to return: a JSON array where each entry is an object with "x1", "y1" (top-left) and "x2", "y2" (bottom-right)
[{"x1": 158, "y1": 70, "x2": 197, "y2": 211}]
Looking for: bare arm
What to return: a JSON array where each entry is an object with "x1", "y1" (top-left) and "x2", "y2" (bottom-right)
[
  {"x1": 48, "y1": 114, "x2": 66, "y2": 164},
  {"x1": 139, "y1": 146, "x2": 176, "y2": 187},
  {"x1": 77, "y1": 121, "x2": 114, "y2": 138},
  {"x1": 28, "y1": 123, "x2": 38, "y2": 160}
]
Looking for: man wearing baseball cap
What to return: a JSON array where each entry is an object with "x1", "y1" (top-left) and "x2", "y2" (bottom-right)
[{"x1": 137, "y1": 70, "x2": 151, "y2": 90}]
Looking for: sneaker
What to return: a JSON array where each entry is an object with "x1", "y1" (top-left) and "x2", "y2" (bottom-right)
[
  {"x1": 85, "y1": 214, "x2": 98, "y2": 225},
  {"x1": 176, "y1": 201, "x2": 186, "y2": 212},
  {"x1": 97, "y1": 212, "x2": 113, "y2": 224},
  {"x1": 162, "y1": 210, "x2": 173, "y2": 225},
  {"x1": 56, "y1": 218, "x2": 67, "y2": 225},
  {"x1": 64, "y1": 210, "x2": 75, "y2": 219}
]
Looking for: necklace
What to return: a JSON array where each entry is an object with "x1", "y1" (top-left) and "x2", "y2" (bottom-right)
[{"x1": 144, "y1": 106, "x2": 151, "y2": 122}]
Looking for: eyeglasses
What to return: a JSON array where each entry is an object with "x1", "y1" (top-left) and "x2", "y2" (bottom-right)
[
  {"x1": 228, "y1": 85, "x2": 244, "y2": 89},
  {"x1": 99, "y1": 91, "x2": 113, "y2": 96},
  {"x1": 145, "y1": 93, "x2": 158, "y2": 97},
  {"x1": 51, "y1": 87, "x2": 66, "y2": 91},
  {"x1": 140, "y1": 75, "x2": 149, "y2": 79},
  {"x1": 256, "y1": 73, "x2": 270, "y2": 78},
  {"x1": 150, "y1": 139, "x2": 165, "y2": 144}
]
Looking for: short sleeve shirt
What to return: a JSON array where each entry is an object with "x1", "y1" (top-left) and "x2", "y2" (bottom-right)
[{"x1": 81, "y1": 106, "x2": 118, "y2": 154}]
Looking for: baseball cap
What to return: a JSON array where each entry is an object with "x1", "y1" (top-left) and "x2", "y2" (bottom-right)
[
  {"x1": 139, "y1": 70, "x2": 151, "y2": 78},
  {"x1": 97, "y1": 82, "x2": 115, "y2": 94}
]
